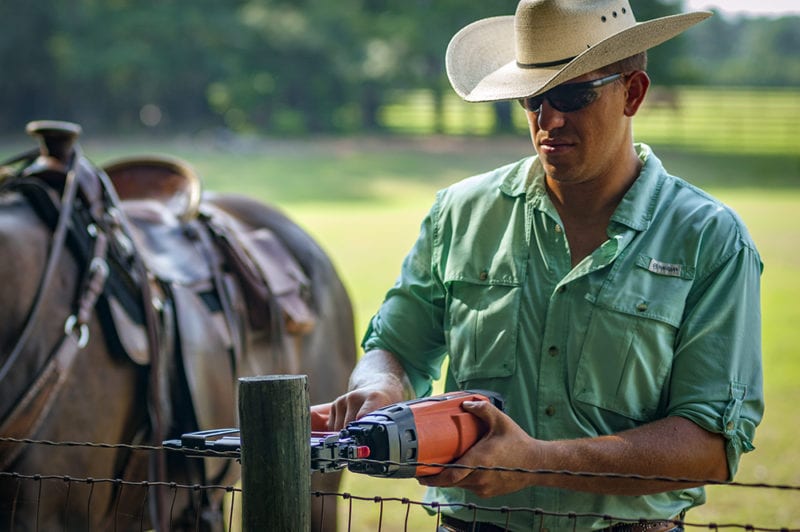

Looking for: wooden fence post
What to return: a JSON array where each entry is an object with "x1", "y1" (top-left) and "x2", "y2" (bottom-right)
[{"x1": 238, "y1": 375, "x2": 310, "y2": 531}]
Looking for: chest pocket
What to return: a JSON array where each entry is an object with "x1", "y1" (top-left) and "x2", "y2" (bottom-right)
[
  {"x1": 573, "y1": 255, "x2": 695, "y2": 424},
  {"x1": 444, "y1": 269, "x2": 522, "y2": 385}
]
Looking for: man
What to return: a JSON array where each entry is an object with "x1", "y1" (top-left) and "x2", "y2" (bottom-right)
[{"x1": 325, "y1": 1, "x2": 764, "y2": 530}]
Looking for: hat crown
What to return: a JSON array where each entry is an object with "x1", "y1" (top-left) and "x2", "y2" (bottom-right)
[{"x1": 515, "y1": 0, "x2": 636, "y2": 67}]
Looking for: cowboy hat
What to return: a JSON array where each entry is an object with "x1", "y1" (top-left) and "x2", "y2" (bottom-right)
[{"x1": 446, "y1": 0, "x2": 711, "y2": 103}]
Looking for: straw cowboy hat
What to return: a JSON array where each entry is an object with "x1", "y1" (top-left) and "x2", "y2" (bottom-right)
[{"x1": 446, "y1": 0, "x2": 711, "y2": 103}]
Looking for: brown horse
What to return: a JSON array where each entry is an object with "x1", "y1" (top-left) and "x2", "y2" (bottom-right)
[{"x1": 0, "y1": 121, "x2": 356, "y2": 531}]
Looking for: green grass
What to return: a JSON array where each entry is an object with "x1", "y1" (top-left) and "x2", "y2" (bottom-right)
[{"x1": 2, "y1": 134, "x2": 798, "y2": 530}]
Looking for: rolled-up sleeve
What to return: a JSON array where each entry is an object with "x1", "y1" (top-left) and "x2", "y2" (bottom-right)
[
  {"x1": 362, "y1": 201, "x2": 448, "y2": 398},
  {"x1": 669, "y1": 243, "x2": 764, "y2": 478}
]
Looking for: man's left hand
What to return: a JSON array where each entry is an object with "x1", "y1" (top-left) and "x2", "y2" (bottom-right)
[{"x1": 418, "y1": 400, "x2": 541, "y2": 497}]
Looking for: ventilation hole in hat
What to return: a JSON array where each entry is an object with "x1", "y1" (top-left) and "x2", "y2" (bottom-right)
[
  {"x1": 612, "y1": 11, "x2": 618, "y2": 17},
  {"x1": 601, "y1": 15, "x2": 607, "y2": 22},
  {"x1": 622, "y1": 7, "x2": 627, "y2": 14}
]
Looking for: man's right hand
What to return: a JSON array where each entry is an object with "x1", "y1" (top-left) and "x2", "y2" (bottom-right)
[
  {"x1": 326, "y1": 385, "x2": 403, "y2": 431},
  {"x1": 325, "y1": 349, "x2": 415, "y2": 431}
]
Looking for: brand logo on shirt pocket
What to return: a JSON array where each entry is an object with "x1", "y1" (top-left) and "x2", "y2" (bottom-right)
[{"x1": 637, "y1": 255, "x2": 695, "y2": 280}]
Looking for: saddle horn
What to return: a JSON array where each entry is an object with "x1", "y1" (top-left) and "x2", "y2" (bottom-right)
[
  {"x1": 27, "y1": 120, "x2": 82, "y2": 163},
  {"x1": 23, "y1": 120, "x2": 83, "y2": 180}
]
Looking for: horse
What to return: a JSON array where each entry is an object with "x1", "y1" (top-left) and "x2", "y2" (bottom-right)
[{"x1": 0, "y1": 121, "x2": 357, "y2": 531}]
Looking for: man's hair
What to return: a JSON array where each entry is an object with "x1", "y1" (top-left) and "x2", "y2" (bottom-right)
[{"x1": 599, "y1": 51, "x2": 648, "y2": 74}]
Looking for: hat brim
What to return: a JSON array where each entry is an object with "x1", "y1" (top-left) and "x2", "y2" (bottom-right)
[{"x1": 446, "y1": 11, "x2": 711, "y2": 103}]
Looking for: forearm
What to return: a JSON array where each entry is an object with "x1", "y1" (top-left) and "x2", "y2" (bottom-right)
[
  {"x1": 424, "y1": 404, "x2": 730, "y2": 498},
  {"x1": 534, "y1": 416, "x2": 729, "y2": 495}
]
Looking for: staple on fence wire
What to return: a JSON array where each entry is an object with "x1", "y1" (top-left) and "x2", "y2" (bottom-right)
[
  {"x1": 168, "y1": 481, "x2": 178, "y2": 527},
  {"x1": 86, "y1": 477, "x2": 95, "y2": 525},
  {"x1": 379, "y1": 496, "x2": 387, "y2": 530},
  {"x1": 62, "y1": 476, "x2": 72, "y2": 530},
  {"x1": 111, "y1": 478, "x2": 122, "y2": 531},
  {"x1": 193, "y1": 484, "x2": 204, "y2": 531},
  {"x1": 227, "y1": 488, "x2": 236, "y2": 532}
]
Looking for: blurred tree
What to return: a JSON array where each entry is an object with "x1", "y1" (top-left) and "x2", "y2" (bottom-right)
[
  {"x1": 370, "y1": 1, "x2": 519, "y2": 133},
  {"x1": 629, "y1": 0, "x2": 693, "y2": 86},
  {"x1": 0, "y1": 0, "x2": 796, "y2": 136},
  {"x1": 0, "y1": 0, "x2": 63, "y2": 133},
  {"x1": 683, "y1": 10, "x2": 800, "y2": 86}
]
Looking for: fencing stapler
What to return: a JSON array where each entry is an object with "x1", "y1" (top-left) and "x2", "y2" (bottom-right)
[{"x1": 163, "y1": 389, "x2": 504, "y2": 478}]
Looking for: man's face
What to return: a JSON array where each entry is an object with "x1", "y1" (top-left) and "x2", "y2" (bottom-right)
[{"x1": 523, "y1": 70, "x2": 639, "y2": 186}]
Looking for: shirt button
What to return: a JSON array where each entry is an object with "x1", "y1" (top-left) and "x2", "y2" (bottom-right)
[
  {"x1": 636, "y1": 302, "x2": 648, "y2": 312},
  {"x1": 479, "y1": 270, "x2": 488, "y2": 281},
  {"x1": 554, "y1": 224, "x2": 563, "y2": 234},
  {"x1": 548, "y1": 346, "x2": 559, "y2": 357},
  {"x1": 545, "y1": 405, "x2": 556, "y2": 416},
  {"x1": 726, "y1": 421, "x2": 735, "y2": 431}
]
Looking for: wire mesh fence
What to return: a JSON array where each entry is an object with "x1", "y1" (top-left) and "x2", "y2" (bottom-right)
[{"x1": 1, "y1": 435, "x2": 798, "y2": 531}]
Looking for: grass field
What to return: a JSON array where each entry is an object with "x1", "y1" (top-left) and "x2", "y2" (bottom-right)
[{"x1": 2, "y1": 131, "x2": 798, "y2": 529}]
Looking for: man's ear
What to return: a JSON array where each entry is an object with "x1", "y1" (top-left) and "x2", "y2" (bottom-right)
[{"x1": 624, "y1": 70, "x2": 650, "y2": 117}]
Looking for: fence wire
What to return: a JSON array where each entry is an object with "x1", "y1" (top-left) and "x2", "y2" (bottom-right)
[{"x1": 1, "y1": 436, "x2": 798, "y2": 531}]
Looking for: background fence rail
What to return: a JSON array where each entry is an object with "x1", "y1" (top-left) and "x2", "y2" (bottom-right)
[{"x1": 378, "y1": 87, "x2": 800, "y2": 156}]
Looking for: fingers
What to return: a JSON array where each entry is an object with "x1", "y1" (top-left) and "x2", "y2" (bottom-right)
[
  {"x1": 326, "y1": 387, "x2": 400, "y2": 431},
  {"x1": 327, "y1": 395, "x2": 361, "y2": 431},
  {"x1": 461, "y1": 400, "x2": 493, "y2": 420}
]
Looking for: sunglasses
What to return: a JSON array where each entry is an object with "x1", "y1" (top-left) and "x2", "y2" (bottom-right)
[{"x1": 518, "y1": 73, "x2": 624, "y2": 114}]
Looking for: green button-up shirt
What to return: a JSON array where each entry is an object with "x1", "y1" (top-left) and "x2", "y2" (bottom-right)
[{"x1": 362, "y1": 144, "x2": 763, "y2": 530}]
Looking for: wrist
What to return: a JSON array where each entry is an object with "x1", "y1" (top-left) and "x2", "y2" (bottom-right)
[{"x1": 347, "y1": 349, "x2": 415, "y2": 402}]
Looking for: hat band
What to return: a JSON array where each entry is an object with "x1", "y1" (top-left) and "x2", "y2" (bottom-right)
[{"x1": 517, "y1": 55, "x2": 576, "y2": 69}]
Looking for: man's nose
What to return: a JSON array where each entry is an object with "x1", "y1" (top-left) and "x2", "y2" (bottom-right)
[{"x1": 536, "y1": 100, "x2": 567, "y2": 130}]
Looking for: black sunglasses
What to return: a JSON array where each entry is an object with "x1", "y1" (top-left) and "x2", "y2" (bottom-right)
[{"x1": 518, "y1": 73, "x2": 624, "y2": 114}]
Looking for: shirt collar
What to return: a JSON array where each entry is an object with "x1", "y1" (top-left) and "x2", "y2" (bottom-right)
[
  {"x1": 500, "y1": 143, "x2": 667, "y2": 232},
  {"x1": 609, "y1": 143, "x2": 665, "y2": 232},
  {"x1": 498, "y1": 157, "x2": 537, "y2": 198}
]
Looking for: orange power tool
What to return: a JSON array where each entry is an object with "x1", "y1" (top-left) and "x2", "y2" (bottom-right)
[
  {"x1": 310, "y1": 389, "x2": 504, "y2": 478},
  {"x1": 164, "y1": 390, "x2": 503, "y2": 479}
]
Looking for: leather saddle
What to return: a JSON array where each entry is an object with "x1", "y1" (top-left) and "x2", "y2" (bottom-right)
[{"x1": 101, "y1": 155, "x2": 317, "y2": 433}]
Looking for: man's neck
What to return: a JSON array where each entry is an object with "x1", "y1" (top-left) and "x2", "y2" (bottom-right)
[{"x1": 546, "y1": 146, "x2": 642, "y2": 224}]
